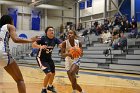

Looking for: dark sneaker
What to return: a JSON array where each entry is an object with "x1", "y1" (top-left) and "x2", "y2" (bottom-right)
[
  {"x1": 47, "y1": 85, "x2": 57, "y2": 93},
  {"x1": 41, "y1": 89, "x2": 47, "y2": 93}
]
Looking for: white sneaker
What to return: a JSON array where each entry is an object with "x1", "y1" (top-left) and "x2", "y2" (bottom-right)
[
  {"x1": 80, "y1": 90, "x2": 86, "y2": 93},
  {"x1": 81, "y1": 91, "x2": 85, "y2": 93}
]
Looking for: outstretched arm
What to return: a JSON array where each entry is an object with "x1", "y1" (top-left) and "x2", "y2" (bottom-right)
[
  {"x1": 8, "y1": 24, "x2": 38, "y2": 43},
  {"x1": 32, "y1": 41, "x2": 47, "y2": 50}
]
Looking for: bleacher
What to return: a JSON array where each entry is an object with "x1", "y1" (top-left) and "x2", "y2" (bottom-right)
[{"x1": 12, "y1": 32, "x2": 140, "y2": 74}]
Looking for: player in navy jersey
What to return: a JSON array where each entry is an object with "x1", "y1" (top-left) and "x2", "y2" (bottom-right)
[{"x1": 32, "y1": 26, "x2": 61, "y2": 93}]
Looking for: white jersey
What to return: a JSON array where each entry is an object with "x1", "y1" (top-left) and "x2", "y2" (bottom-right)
[
  {"x1": 0, "y1": 24, "x2": 10, "y2": 52},
  {"x1": 0, "y1": 24, "x2": 12, "y2": 68},
  {"x1": 65, "y1": 39, "x2": 81, "y2": 70},
  {"x1": 65, "y1": 39, "x2": 79, "y2": 54}
]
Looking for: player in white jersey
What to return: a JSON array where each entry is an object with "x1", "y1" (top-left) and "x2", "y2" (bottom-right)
[
  {"x1": 61, "y1": 30, "x2": 84, "y2": 93},
  {"x1": 0, "y1": 15, "x2": 38, "y2": 93}
]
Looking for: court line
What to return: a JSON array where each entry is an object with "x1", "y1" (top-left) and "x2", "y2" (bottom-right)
[
  {"x1": 19, "y1": 64, "x2": 140, "y2": 81},
  {"x1": 56, "y1": 68, "x2": 140, "y2": 81}
]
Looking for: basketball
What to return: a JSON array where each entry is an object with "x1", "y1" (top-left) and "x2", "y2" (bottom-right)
[{"x1": 69, "y1": 46, "x2": 82, "y2": 58}]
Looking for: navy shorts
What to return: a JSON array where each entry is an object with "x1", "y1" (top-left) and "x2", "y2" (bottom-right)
[{"x1": 36, "y1": 57, "x2": 55, "y2": 73}]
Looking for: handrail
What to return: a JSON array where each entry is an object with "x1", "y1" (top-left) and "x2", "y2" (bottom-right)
[
  {"x1": 12, "y1": 47, "x2": 17, "y2": 56},
  {"x1": 17, "y1": 45, "x2": 22, "y2": 55}
]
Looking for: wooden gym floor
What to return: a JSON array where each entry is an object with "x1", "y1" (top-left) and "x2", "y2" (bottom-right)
[{"x1": 0, "y1": 65, "x2": 140, "y2": 93}]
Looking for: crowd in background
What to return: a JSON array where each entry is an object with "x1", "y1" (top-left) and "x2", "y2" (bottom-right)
[
  {"x1": 29, "y1": 15, "x2": 140, "y2": 57},
  {"x1": 77, "y1": 15, "x2": 139, "y2": 50}
]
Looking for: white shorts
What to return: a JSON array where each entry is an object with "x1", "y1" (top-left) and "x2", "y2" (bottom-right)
[
  {"x1": 65, "y1": 57, "x2": 81, "y2": 71},
  {"x1": 0, "y1": 50, "x2": 13, "y2": 68}
]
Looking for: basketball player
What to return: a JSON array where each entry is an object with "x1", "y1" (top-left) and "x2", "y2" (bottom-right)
[
  {"x1": 32, "y1": 26, "x2": 61, "y2": 93},
  {"x1": 0, "y1": 15, "x2": 38, "y2": 93},
  {"x1": 61, "y1": 30, "x2": 84, "y2": 93}
]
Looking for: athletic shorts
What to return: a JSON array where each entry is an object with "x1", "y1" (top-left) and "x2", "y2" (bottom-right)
[
  {"x1": 0, "y1": 50, "x2": 14, "y2": 68},
  {"x1": 36, "y1": 56, "x2": 55, "y2": 73},
  {"x1": 65, "y1": 57, "x2": 81, "y2": 71}
]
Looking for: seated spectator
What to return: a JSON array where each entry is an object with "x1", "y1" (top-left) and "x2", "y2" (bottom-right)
[
  {"x1": 128, "y1": 25, "x2": 138, "y2": 38},
  {"x1": 112, "y1": 32, "x2": 127, "y2": 51},
  {"x1": 30, "y1": 48, "x2": 38, "y2": 57},
  {"x1": 125, "y1": 20, "x2": 131, "y2": 32},
  {"x1": 120, "y1": 21, "x2": 125, "y2": 33},
  {"x1": 95, "y1": 24, "x2": 102, "y2": 36},
  {"x1": 118, "y1": 32, "x2": 127, "y2": 51},
  {"x1": 89, "y1": 25, "x2": 96, "y2": 34},
  {"x1": 108, "y1": 19, "x2": 113, "y2": 30},
  {"x1": 100, "y1": 30, "x2": 111, "y2": 44},
  {"x1": 112, "y1": 27, "x2": 119, "y2": 41},
  {"x1": 104, "y1": 18, "x2": 109, "y2": 31},
  {"x1": 81, "y1": 29, "x2": 89, "y2": 37},
  {"x1": 59, "y1": 30, "x2": 66, "y2": 41},
  {"x1": 112, "y1": 33, "x2": 120, "y2": 50}
]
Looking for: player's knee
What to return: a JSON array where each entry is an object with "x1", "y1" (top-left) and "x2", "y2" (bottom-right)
[
  {"x1": 46, "y1": 72, "x2": 52, "y2": 77},
  {"x1": 16, "y1": 80, "x2": 25, "y2": 86},
  {"x1": 69, "y1": 70, "x2": 75, "y2": 75},
  {"x1": 67, "y1": 71, "x2": 73, "y2": 77},
  {"x1": 51, "y1": 72, "x2": 55, "y2": 76}
]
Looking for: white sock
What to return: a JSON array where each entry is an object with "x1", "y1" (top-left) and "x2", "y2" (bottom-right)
[
  {"x1": 42, "y1": 87, "x2": 46, "y2": 89},
  {"x1": 49, "y1": 84, "x2": 52, "y2": 87},
  {"x1": 72, "y1": 90, "x2": 76, "y2": 93},
  {"x1": 80, "y1": 90, "x2": 85, "y2": 93}
]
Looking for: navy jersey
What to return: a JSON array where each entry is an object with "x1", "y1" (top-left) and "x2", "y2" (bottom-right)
[{"x1": 36, "y1": 35, "x2": 61, "y2": 60}]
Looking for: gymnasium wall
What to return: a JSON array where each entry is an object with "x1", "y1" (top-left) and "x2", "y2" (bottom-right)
[
  {"x1": 0, "y1": 4, "x2": 75, "y2": 31},
  {"x1": 80, "y1": 0, "x2": 118, "y2": 17},
  {"x1": 0, "y1": 4, "x2": 75, "y2": 50},
  {"x1": 2, "y1": 5, "x2": 33, "y2": 30},
  {"x1": 47, "y1": 7, "x2": 75, "y2": 30},
  {"x1": 80, "y1": 0, "x2": 118, "y2": 23}
]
